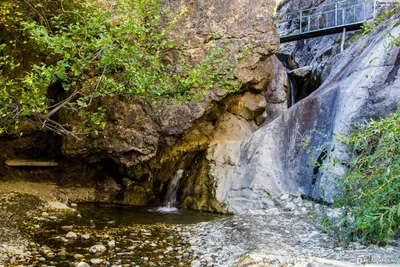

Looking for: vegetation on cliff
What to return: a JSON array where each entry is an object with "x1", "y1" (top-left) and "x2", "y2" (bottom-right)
[
  {"x1": 0, "y1": 0, "x2": 239, "y2": 139},
  {"x1": 322, "y1": 111, "x2": 400, "y2": 245}
]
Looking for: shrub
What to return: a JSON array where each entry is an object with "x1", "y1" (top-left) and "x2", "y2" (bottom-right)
[
  {"x1": 320, "y1": 111, "x2": 400, "y2": 245},
  {"x1": 0, "y1": 0, "x2": 240, "y2": 138}
]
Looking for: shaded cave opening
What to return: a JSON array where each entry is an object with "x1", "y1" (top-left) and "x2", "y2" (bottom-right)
[
  {"x1": 97, "y1": 157, "x2": 125, "y2": 186},
  {"x1": 277, "y1": 53, "x2": 322, "y2": 107},
  {"x1": 0, "y1": 132, "x2": 68, "y2": 183}
]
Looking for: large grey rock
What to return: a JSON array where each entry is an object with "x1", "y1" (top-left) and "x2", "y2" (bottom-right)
[
  {"x1": 265, "y1": 57, "x2": 289, "y2": 124},
  {"x1": 224, "y1": 92, "x2": 267, "y2": 120},
  {"x1": 219, "y1": 15, "x2": 400, "y2": 212},
  {"x1": 289, "y1": 66, "x2": 312, "y2": 79}
]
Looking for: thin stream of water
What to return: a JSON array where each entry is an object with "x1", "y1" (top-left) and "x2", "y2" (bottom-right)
[{"x1": 155, "y1": 169, "x2": 184, "y2": 213}]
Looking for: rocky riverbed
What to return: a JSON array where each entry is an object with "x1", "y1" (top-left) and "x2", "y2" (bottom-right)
[
  {"x1": 187, "y1": 194, "x2": 400, "y2": 267},
  {"x1": 1, "y1": 183, "x2": 400, "y2": 267}
]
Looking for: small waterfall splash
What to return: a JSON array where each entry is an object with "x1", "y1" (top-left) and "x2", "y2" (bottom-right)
[{"x1": 154, "y1": 170, "x2": 184, "y2": 213}]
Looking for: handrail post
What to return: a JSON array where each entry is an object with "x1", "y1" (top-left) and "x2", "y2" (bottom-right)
[
  {"x1": 308, "y1": 15, "x2": 311, "y2": 32},
  {"x1": 300, "y1": 10, "x2": 303, "y2": 33},
  {"x1": 341, "y1": 27, "x2": 346, "y2": 52},
  {"x1": 353, "y1": 5, "x2": 356, "y2": 23},
  {"x1": 342, "y1": 7, "x2": 345, "y2": 25},
  {"x1": 373, "y1": 0, "x2": 376, "y2": 19},
  {"x1": 335, "y1": 3, "x2": 338, "y2": 26}
]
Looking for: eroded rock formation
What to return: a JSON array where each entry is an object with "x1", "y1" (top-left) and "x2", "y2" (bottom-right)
[
  {"x1": 219, "y1": 9, "x2": 400, "y2": 213},
  {"x1": 0, "y1": 0, "x2": 287, "y2": 211}
]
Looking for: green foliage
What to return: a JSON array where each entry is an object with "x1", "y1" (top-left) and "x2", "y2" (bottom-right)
[
  {"x1": 0, "y1": 0, "x2": 240, "y2": 138},
  {"x1": 361, "y1": 3, "x2": 400, "y2": 35},
  {"x1": 333, "y1": 111, "x2": 400, "y2": 244},
  {"x1": 309, "y1": 111, "x2": 400, "y2": 245},
  {"x1": 360, "y1": 19, "x2": 375, "y2": 35}
]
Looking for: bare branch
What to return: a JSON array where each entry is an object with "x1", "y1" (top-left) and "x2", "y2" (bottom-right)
[
  {"x1": 88, "y1": 64, "x2": 108, "y2": 106},
  {"x1": 44, "y1": 89, "x2": 80, "y2": 119},
  {"x1": 24, "y1": 116, "x2": 84, "y2": 142}
]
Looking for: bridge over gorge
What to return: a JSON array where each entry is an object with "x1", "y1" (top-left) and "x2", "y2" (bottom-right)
[{"x1": 274, "y1": 0, "x2": 376, "y2": 43}]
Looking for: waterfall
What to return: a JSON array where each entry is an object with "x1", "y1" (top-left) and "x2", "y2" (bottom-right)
[
  {"x1": 288, "y1": 72, "x2": 296, "y2": 107},
  {"x1": 152, "y1": 170, "x2": 184, "y2": 213},
  {"x1": 277, "y1": 58, "x2": 296, "y2": 107},
  {"x1": 164, "y1": 169, "x2": 184, "y2": 208}
]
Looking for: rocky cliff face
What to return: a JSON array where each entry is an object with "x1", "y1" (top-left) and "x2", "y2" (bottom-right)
[
  {"x1": 218, "y1": 8, "x2": 400, "y2": 213},
  {"x1": 0, "y1": 0, "x2": 286, "y2": 211}
]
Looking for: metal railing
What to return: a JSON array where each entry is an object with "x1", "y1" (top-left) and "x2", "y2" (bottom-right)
[{"x1": 275, "y1": 0, "x2": 375, "y2": 40}]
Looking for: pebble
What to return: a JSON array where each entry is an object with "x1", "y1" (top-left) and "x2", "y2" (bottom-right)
[
  {"x1": 284, "y1": 202, "x2": 297, "y2": 211},
  {"x1": 108, "y1": 240, "x2": 116, "y2": 248},
  {"x1": 327, "y1": 208, "x2": 341, "y2": 219},
  {"x1": 191, "y1": 260, "x2": 201, "y2": 267},
  {"x1": 76, "y1": 263, "x2": 91, "y2": 267},
  {"x1": 74, "y1": 254, "x2": 84, "y2": 260},
  {"x1": 308, "y1": 231, "x2": 322, "y2": 239},
  {"x1": 61, "y1": 225, "x2": 74, "y2": 231},
  {"x1": 265, "y1": 208, "x2": 280, "y2": 215},
  {"x1": 65, "y1": 231, "x2": 78, "y2": 239},
  {"x1": 293, "y1": 196, "x2": 303, "y2": 204},
  {"x1": 91, "y1": 258, "x2": 103, "y2": 264},
  {"x1": 81, "y1": 234, "x2": 91, "y2": 240},
  {"x1": 58, "y1": 249, "x2": 67, "y2": 257},
  {"x1": 89, "y1": 244, "x2": 107, "y2": 255},
  {"x1": 280, "y1": 194, "x2": 290, "y2": 200}
]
